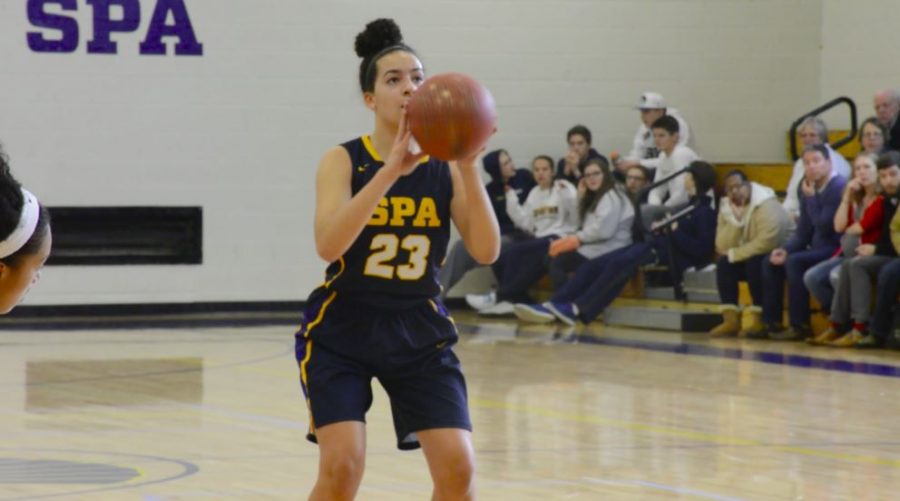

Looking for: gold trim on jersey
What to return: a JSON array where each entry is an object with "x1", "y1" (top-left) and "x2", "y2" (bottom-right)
[
  {"x1": 428, "y1": 298, "x2": 458, "y2": 333},
  {"x1": 361, "y1": 135, "x2": 430, "y2": 165},
  {"x1": 319, "y1": 257, "x2": 345, "y2": 289},
  {"x1": 298, "y1": 290, "x2": 337, "y2": 438}
]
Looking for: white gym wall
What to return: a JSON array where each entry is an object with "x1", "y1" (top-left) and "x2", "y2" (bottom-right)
[{"x1": 0, "y1": 0, "x2": 889, "y2": 305}]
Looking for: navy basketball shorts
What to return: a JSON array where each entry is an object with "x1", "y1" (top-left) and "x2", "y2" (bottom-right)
[{"x1": 295, "y1": 292, "x2": 471, "y2": 450}]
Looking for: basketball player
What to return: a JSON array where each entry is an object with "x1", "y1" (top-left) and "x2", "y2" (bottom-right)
[
  {"x1": 295, "y1": 18, "x2": 500, "y2": 501},
  {"x1": 0, "y1": 146, "x2": 51, "y2": 314}
]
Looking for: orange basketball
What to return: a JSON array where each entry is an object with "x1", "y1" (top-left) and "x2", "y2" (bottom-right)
[{"x1": 406, "y1": 73, "x2": 497, "y2": 161}]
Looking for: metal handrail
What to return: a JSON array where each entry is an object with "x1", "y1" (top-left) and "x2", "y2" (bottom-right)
[
  {"x1": 635, "y1": 166, "x2": 697, "y2": 301},
  {"x1": 789, "y1": 96, "x2": 858, "y2": 161},
  {"x1": 636, "y1": 166, "x2": 690, "y2": 233}
]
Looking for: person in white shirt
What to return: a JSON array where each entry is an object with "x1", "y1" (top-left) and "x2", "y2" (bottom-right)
[
  {"x1": 616, "y1": 92, "x2": 695, "y2": 176},
  {"x1": 505, "y1": 158, "x2": 579, "y2": 238},
  {"x1": 466, "y1": 155, "x2": 578, "y2": 314},
  {"x1": 646, "y1": 115, "x2": 700, "y2": 208},
  {"x1": 783, "y1": 116, "x2": 851, "y2": 221}
]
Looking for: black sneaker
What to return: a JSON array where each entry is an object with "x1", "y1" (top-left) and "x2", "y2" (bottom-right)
[{"x1": 769, "y1": 325, "x2": 810, "y2": 342}]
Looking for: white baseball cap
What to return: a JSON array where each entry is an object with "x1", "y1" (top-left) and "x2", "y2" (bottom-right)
[{"x1": 635, "y1": 92, "x2": 667, "y2": 110}]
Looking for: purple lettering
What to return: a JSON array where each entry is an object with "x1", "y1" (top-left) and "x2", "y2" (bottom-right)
[
  {"x1": 139, "y1": 0, "x2": 203, "y2": 56},
  {"x1": 86, "y1": 0, "x2": 141, "y2": 54},
  {"x1": 27, "y1": 0, "x2": 79, "y2": 53}
]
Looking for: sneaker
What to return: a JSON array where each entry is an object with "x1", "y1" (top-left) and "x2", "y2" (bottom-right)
[
  {"x1": 828, "y1": 329, "x2": 864, "y2": 347},
  {"x1": 465, "y1": 291, "x2": 496, "y2": 311},
  {"x1": 514, "y1": 303, "x2": 556, "y2": 324},
  {"x1": 769, "y1": 325, "x2": 810, "y2": 342},
  {"x1": 481, "y1": 301, "x2": 515, "y2": 316},
  {"x1": 546, "y1": 301, "x2": 578, "y2": 326}
]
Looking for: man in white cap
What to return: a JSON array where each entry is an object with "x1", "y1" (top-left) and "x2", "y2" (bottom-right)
[{"x1": 616, "y1": 92, "x2": 695, "y2": 177}]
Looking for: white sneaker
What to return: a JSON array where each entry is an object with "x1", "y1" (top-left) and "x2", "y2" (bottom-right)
[
  {"x1": 465, "y1": 291, "x2": 496, "y2": 311},
  {"x1": 481, "y1": 301, "x2": 515, "y2": 316}
]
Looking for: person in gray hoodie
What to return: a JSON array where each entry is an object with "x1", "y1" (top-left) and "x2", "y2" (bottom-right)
[
  {"x1": 547, "y1": 156, "x2": 635, "y2": 289},
  {"x1": 709, "y1": 171, "x2": 790, "y2": 337}
]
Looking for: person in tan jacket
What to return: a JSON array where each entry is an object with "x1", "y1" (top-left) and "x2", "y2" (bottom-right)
[{"x1": 710, "y1": 170, "x2": 791, "y2": 337}]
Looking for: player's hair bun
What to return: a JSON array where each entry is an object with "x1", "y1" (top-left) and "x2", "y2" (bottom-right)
[{"x1": 354, "y1": 18, "x2": 403, "y2": 59}]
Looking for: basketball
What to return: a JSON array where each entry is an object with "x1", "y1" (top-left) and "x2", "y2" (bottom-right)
[{"x1": 406, "y1": 73, "x2": 497, "y2": 161}]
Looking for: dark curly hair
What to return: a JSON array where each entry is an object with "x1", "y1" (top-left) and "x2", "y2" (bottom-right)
[
  {"x1": 354, "y1": 18, "x2": 418, "y2": 93},
  {"x1": 0, "y1": 145, "x2": 50, "y2": 268}
]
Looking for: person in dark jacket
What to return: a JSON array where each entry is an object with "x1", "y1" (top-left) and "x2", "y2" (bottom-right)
[
  {"x1": 483, "y1": 149, "x2": 537, "y2": 236},
  {"x1": 514, "y1": 161, "x2": 717, "y2": 325},
  {"x1": 438, "y1": 149, "x2": 535, "y2": 298},
  {"x1": 752, "y1": 145, "x2": 847, "y2": 341},
  {"x1": 556, "y1": 125, "x2": 608, "y2": 184}
]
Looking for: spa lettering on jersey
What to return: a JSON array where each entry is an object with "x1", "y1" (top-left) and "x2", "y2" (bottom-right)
[
  {"x1": 368, "y1": 197, "x2": 441, "y2": 228},
  {"x1": 27, "y1": 0, "x2": 203, "y2": 55}
]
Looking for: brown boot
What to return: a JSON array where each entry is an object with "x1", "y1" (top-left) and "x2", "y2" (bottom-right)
[
  {"x1": 709, "y1": 307, "x2": 740, "y2": 338},
  {"x1": 738, "y1": 307, "x2": 765, "y2": 338}
]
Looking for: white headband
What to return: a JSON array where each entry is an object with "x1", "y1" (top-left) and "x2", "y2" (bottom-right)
[{"x1": 0, "y1": 188, "x2": 40, "y2": 259}]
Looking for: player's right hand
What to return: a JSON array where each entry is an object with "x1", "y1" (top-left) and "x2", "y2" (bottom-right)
[{"x1": 385, "y1": 109, "x2": 427, "y2": 178}]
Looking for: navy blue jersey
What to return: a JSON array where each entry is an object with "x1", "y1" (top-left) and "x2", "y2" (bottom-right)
[{"x1": 309, "y1": 135, "x2": 453, "y2": 309}]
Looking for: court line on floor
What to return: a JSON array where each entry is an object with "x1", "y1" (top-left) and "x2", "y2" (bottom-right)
[
  {"x1": 0, "y1": 343, "x2": 293, "y2": 389},
  {"x1": 473, "y1": 397, "x2": 900, "y2": 469},
  {"x1": 457, "y1": 321, "x2": 900, "y2": 379},
  {"x1": 583, "y1": 477, "x2": 745, "y2": 501},
  {"x1": 578, "y1": 334, "x2": 900, "y2": 378},
  {"x1": 0, "y1": 448, "x2": 197, "y2": 501}
]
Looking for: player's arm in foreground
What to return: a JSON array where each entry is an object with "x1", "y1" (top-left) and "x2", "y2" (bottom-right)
[
  {"x1": 313, "y1": 114, "x2": 426, "y2": 263},
  {"x1": 450, "y1": 151, "x2": 501, "y2": 265}
]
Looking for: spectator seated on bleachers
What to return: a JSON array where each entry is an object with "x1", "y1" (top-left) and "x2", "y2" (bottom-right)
[
  {"x1": 815, "y1": 151, "x2": 900, "y2": 347},
  {"x1": 873, "y1": 88, "x2": 900, "y2": 152},
  {"x1": 803, "y1": 153, "x2": 883, "y2": 338},
  {"x1": 615, "y1": 91, "x2": 695, "y2": 183},
  {"x1": 439, "y1": 149, "x2": 535, "y2": 299},
  {"x1": 748, "y1": 145, "x2": 847, "y2": 341},
  {"x1": 858, "y1": 116, "x2": 888, "y2": 156},
  {"x1": 709, "y1": 170, "x2": 790, "y2": 338},
  {"x1": 513, "y1": 161, "x2": 717, "y2": 326},
  {"x1": 640, "y1": 115, "x2": 702, "y2": 229},
  {"x1": 624, "y1": 165, "x2": 651, "y2": 204},
  {"x1": 783, "y1": 116, "x2": 851, "y2": 223},
  {"x1": 465, "y1": 155, "x2": 577, "y2": 315},
  {"x1": 863, "y1": 204, "x2": 900, "y2": 349},
  {"x1": 545, "y1": 157, "x2": 635, "y2": 290},
  {"x1": 555, "y1": 125, "x2": 607, "y2": 186}
]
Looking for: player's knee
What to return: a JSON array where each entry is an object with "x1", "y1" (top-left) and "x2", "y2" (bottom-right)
[
  {"x1": 319, "y1": 455, "x2": 365, "y2": 494},
  {"x1": 433, "y1": 455, "x2": 475, "y2": 498}
]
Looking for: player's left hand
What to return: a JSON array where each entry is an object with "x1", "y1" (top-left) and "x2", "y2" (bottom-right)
[{"x1": 456, "y1": 127, "x2": 498, "y2": 172}]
